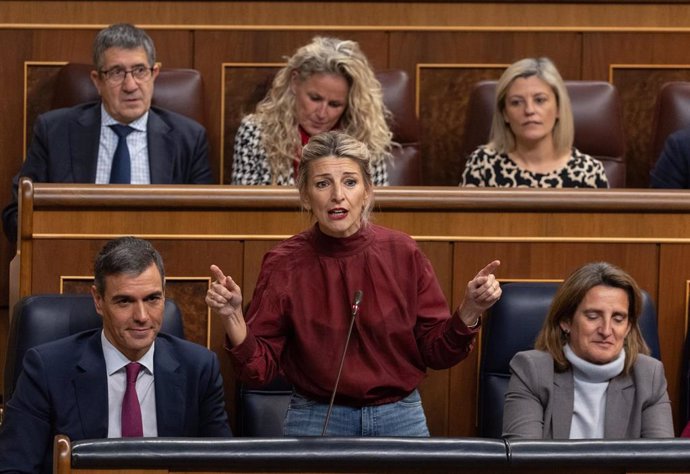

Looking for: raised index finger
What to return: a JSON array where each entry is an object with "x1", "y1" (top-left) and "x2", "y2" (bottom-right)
[
  {"x1": 476, "y1": 260, "x2": 500, "y2": 278},
  {"x1": 210, "y1": 264, "x2": 226, "y2": 283}
]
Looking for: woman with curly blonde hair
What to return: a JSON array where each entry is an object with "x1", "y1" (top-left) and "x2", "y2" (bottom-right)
[{"x1": 231, "y1": 37, "x2": 393, "y2": 186}]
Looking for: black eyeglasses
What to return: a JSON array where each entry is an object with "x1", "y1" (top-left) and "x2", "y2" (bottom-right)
[{"x1": 99, "y1": 65, "x2": 154, "y2": 85}]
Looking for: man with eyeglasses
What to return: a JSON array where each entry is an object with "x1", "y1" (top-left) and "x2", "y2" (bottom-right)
[{"x1": 1, "y1": 23, "x2": 213, "y2": 242}]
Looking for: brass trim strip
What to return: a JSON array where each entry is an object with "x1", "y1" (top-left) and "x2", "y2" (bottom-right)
[
  {"x1": 685, "y1": 281, "x2": 690, "y2": 343},
  {"x1": 9, "y1": 24, "x2": 690, "y2": 33},
  {"x1": 29, "y1": 233, "x2": 690, "y2": 244},
  {"x1": 59, "y1": 275, "x2": 91, "y2": 293},
  {"x1": 498, "y1": 278, "x2": 564, "y2": 283},
  {"x1": 609, "y1": 63, "x2": 690, "y2": 83}
]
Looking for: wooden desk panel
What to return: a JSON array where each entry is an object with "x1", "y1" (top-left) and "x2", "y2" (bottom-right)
[{"x1": 13, "y1": 182, "x2": 690, "y2": 435}]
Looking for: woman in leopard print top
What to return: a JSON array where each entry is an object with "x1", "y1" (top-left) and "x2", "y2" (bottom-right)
[
  {"x1": 460, "y1": 58, "x2": 609, "y2": 189},
  {"x1": 232, "y1": 37, "x2": 392, "y2": 186},
  {"x1": 462, "y1": 146, "x2": 608, "y2": 188}
]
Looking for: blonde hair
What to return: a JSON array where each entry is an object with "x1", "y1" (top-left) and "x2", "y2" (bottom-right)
[
  {"x1": 489, "y1": 57, "x2": 574, "y2": 155},
  {"x1": 254, "y1": 37, "x2": 392, "y2": 183},
  {"x1": 297, "y1": 131, "x2": 374, "y2": 221},
  {"x1": 535, "y1": 262, "x2": 650, "y2": 375}
]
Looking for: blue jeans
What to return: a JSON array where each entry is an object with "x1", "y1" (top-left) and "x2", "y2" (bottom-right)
[{"x1": 283, "y1": 389, "x2": 430, "y2": 436}]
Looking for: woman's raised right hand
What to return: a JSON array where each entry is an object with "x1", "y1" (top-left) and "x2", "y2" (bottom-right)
[{"x1": 206, "y1": 264, "x2": 247, "y2": 346}]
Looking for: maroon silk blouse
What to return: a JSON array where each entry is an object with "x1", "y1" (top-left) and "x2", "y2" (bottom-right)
[{"x1": 227, "y1": 223, "x2": 479, "y2": 406}]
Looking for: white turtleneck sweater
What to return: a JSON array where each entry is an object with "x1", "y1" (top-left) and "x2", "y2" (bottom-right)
[{"x1": 563, "y1": 344, "x2": 625, "y2": 439}]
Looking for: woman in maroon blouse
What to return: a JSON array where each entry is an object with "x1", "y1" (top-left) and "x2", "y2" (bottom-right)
[{"x1": 207, "y1": 131, "x2": 502, "y2": 436}]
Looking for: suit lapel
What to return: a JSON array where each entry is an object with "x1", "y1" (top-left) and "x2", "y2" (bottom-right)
[
  {"x1": 604, "y1": 373, "x2": 634, "y2": 438},
  {"x1": 147, "y1": 110, "x2": 174, "y2": 183},
  {"x1": 71, "y1": 103, "x2": 101, "y2": 182},
  {"x1": 551, "y1": 370, "x2": 574, "y2": 439},
  {"x1": 153, "y1": 337, "x2": 186, "y2": 436},
  {"x1": 73, "y1": 332, "x2": 109, "y2": 439}
]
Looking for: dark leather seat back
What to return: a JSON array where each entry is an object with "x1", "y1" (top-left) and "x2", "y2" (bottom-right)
[
  {"x1": 377, "y1": 70, "x2": 422, "y2": 185},
  {"x1": 461, "y1": 80, "x2": 626, "y2": 187},
  {"x1": 236, "y1": 376, "x2": 293, "y2": 436},
  {"x1": 49, "y1": 63, "x2": 206, "y2": 127},
  {"x1": 650, "y1": 82, "x2": 690, "y2": 171},
  {"x1": 3, "y1": 294, "x2": 184, "y2": 403},
  {"x1": 478, "y1": 281, "x2": 660, "y2": 438}
]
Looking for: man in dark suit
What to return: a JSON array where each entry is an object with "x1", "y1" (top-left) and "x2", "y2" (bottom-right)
[
  {"x1": 1, "y1": 23, "x2": 213, "y2": 241},
  {"x1": 0, "y1": 237, "x2": 231, "y2": 474},
  {"x1": 650, "y1": 127, "x2": 690, "y2": 188}
]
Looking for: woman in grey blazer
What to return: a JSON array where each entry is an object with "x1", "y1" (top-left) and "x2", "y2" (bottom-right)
[{"x1": 502, "y1": 262, "x2": 674, "y2": 439}]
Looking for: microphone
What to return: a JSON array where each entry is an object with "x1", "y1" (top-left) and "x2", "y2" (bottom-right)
[{"x1": 322, "y1": 290, "x2": 363, "y2": 436}]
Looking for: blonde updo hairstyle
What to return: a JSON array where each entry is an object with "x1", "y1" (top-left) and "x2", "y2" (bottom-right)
[
  {"x1": 296, "y1": 131, "x2": 374, "y2": 221},
  {"x1": 254, "y1": 37, "x2": 392, "y2": 183},
  {"x1": 535, "y1": 261, "x2": 650, "y2": 375},
  {"x1": 489, "y1": 57, "x2": 574, "y2": 155}
]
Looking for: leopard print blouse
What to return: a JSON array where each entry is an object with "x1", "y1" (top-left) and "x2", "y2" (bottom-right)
[{"x1": 460, "y1": 146, "x2": 609, "y2": 188}]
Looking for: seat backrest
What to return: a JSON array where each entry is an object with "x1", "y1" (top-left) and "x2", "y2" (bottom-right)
[
  {"x1": 376, "y1": 70, "x2": 422, "y2": 185},
  {"x1": 478, "y1": 281, "x2": 660, "y2": 438},
  {"x1": 3, "y1": 293, "x2": 185, "y2": 403},
  {"x1": 49, "y1": 63, "x2": 206, "y2": 127},
  {"x1": 236, "y1": 376, "x2": 293, "y2": 436},
  {"x1": 650, "y1": 82, "x2": 690, "y2": 171},
  {"x1": 460, "y1": 81, "x2": 626, "y2": 187}
]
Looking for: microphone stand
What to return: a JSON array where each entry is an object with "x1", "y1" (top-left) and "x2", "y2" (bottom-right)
[{"x1": 322, "y1": 290, "x2": 362, "y2": 436}]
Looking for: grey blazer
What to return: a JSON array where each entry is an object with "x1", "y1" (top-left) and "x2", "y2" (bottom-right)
[{"x1": 502, "y1": 349, "x2": 674, "y2": 439}]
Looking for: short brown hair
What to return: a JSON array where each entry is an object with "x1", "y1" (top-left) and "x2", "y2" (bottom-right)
[{"x1": 93, "y1": 236, "x2": 165, "y2": 295}]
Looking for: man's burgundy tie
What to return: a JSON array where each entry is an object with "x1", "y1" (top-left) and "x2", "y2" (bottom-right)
[{"x1": 121, "y1": 362, "x2": 143, "y2": 437}]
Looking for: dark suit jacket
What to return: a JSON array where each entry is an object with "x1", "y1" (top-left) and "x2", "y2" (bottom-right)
[
  {"x1": 1, "y1": 102, "x2": 214, "y2": 241},
  {"x1": 502, "y1": 350, "x2": 674, "y2": 440},
  {"x1": 650, "y1": 127, "x2": 690, "y2": 188},
  {"x1": 0, "y1": 330, "x2": 231, "y2": 474}
]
